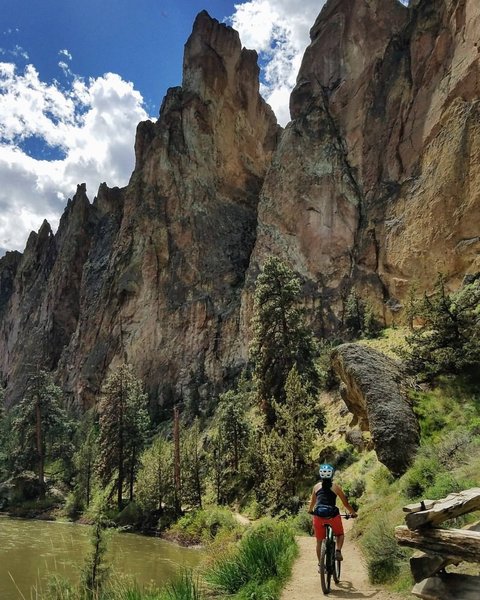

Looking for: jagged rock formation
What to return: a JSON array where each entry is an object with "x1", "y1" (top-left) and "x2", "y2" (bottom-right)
[
  {"x1": 1, "y1": 0, "x2": 479, "y2": 408},
  {"x1": 331, "y1": 343, "x2": 419, "y2": 475},
  {"x1": 0, "y1": 12, "x2": 278, "y2": 407}
]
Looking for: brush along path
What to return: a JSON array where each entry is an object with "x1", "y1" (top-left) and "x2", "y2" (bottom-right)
[{"x1": 281, "y1": 519, "x2": 410, "y2": 600}]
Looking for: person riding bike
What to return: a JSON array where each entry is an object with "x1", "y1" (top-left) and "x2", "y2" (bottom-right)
[{"x1": 308, "y1": 463, "x2": 357, "y2": 566}]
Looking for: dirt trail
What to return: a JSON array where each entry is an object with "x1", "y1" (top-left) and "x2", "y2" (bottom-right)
[{"x1": 281, "y1": 520, "x2": 411, "y2": 600}]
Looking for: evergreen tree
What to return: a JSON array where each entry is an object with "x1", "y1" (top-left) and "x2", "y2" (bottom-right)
[
  {"x1": 217, "y1": 384, "x2": 250, "y2": 474},
  {"x1": 363, "y1": 303, "x2": 382, "y2": 339},
  {"x1": 136, "y1": 436, "x2": 173, "y2": 513},
  {"x1": 97, "y1": 364, "x2": 150, "y2": 510},
  {"x1": 250, "y1": 256, "x2": 319, "y2": 427},
  {"x1": 404, "y1": 276, "x2": 480, "y2": 379},
  {"x1": 344, "y1": 289, "x2": 363, "y2": 337},
  {"x1": 81, "y1": 502, "x2": 111, "y2": 598},
  {"x1": 0, "y1": 385, "x2": 4, "y2": 422},
  {"x1": 209, "y1": 428, "x2": 228, "y2": 505},
  {"x1": 73, "y1": 411, "x2": 98, "y2": 510},
  {"x1": 181, "y1": 418, "x2": 205, "y2": 509},
  {"x1": 11, "y1": 370, "x2": 71, "y2": 497},
  {"x1": 261, "y1": 367, "x2": 319, "y2": 508}
]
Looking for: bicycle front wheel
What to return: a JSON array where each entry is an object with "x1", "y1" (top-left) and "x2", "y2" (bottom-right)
[{"x1": 319, "y1": 540, "x2": 332, "y2": 594}]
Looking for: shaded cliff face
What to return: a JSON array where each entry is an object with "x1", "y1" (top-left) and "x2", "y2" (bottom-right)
[
  {"x1": 247, "y1": 0, "x2": 480, "y2": 330},
  {"x1": 56, "y1": 11, "x2": 279, "y2": 408},
  {"x1": 0, "y1": 184, "x2": 102, "y2": 405}
]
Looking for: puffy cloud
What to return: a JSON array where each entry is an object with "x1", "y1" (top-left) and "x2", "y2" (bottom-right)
[
  {"x1": 228, "y1": 0, "x2": 409, "y2": 124},
  {"x1": 0, "y1": 63, "x2": 150, "y2": 253},
  {"x1": 228, "y1": 0, "x2": 326, "y2": 125}
]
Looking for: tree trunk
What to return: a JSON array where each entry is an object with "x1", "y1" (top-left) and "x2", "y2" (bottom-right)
[{"x1": 129, "y1": 445, "x2": 136, "y2": 502}]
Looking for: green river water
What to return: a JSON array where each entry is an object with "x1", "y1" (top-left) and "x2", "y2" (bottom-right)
[{"x1": 0, "y1": 515, "x2": 202, "y2": 600}]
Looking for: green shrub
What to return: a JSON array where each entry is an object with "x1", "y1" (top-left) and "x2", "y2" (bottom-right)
[
  {"x1": 158, "y1": 571, "x2": 203, "y2": 600},
  {"x1": 402, "y1": 455, "x2": 440, "y2": 499},
  {"x1": 289, "y1": 510, "x2": 313, "y2": 535},
  {"x1": 361, "y1": 517, "x2": 407, "y2": 584},
  {"x1": 167, "y1": 506, "x2": 240, "y2": 545},
  {"x1": 205, "y1": 520, "x2": 297, "y2": 596}
]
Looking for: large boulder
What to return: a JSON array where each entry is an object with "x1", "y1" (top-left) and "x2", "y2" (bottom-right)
[{"x1": 331, "y1": 343, "x2": 419, "y2": 476}]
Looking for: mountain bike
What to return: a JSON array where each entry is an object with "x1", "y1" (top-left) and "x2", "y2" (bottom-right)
[{"x1": 319, "y1": 514, "x2": 354, "y2": 594}]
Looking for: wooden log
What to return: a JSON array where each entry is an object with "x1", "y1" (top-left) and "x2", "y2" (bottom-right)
[
  {"x1": 403, "y1": 499, "x2": 435, "y2": 513},
  {"x1": 405, "y1": 488, "x2": 480, "y2": 530},
  {"x1": 412, "y1": 573, "x2": 480, "y2": 600},
  {"x1": 395, "y1": 526, "x2": 480, "y2": 562},
  {"x1": 408, "y1": 521, "x2": 479, "y2": 582},
  {"x1": 409, "y1": 553, "x2": 451, "y2": 583}
]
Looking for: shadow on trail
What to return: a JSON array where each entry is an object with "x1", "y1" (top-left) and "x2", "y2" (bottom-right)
[{"x1": 328, "y1": 579, "x2": 380, "y2": 598}]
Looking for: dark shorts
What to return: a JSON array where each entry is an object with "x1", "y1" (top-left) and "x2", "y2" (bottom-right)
[{"x1": 312, "y1": 515, "x2": 344, "y2": 540}]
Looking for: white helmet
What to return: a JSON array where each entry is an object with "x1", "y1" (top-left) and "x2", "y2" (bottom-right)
[{"x1": 319, "y1": 463, "x2": 334, "y2": 479}]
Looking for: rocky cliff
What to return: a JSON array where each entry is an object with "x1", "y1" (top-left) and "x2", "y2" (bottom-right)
[
  {"x1": 0, "y1": 0, "x2": 479, "y2": 408},
  {"x1": 247, "y1": 0, "x2": 480, "y2": 329}
]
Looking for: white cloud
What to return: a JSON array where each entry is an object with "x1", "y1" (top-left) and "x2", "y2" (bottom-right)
[
  {"x1": 0, "y1": 63, "x2": 151, "y2": 253},
  {"x1": 228, "y1": 0, "x2": 326, "y2": 125},
  {"x1": 59, "y1": 48, "x2": 72, "y2": 61}
]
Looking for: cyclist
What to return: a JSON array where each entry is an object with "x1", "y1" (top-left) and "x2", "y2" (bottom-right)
[{"x1": 308, "y1": 463, "x2": 357, "y2": 565}]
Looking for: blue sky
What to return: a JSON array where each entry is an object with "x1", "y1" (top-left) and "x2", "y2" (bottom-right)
[{"x1": 0, "y1": 0, "x2": 408, "y2": 255}]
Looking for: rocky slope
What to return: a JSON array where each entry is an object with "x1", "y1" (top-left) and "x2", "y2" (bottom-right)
[{"x1": 0, "y1": 0, "x2": 479, "y2": 408}]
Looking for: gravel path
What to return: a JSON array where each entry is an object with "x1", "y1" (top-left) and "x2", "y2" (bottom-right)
[{"x1": 281, "y1": 519, "x2": 412, "y2": 600}]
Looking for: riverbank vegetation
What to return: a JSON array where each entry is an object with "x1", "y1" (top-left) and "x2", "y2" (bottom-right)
[{"x1": 0, "y1": 265, "x2": 479, "y2": 598}]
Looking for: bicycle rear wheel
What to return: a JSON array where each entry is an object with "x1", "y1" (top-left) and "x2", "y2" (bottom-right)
[
  {"x1": 319, "y1": 539, "x2": 332, "y2": 594},
  {"x1": 333, "y1": 553, "x2": 341, "y2": 583}
]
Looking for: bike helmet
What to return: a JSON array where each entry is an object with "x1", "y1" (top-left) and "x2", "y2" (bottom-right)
[{"x1": 319, "y1": 463, "x2": 335, "y2": 479}]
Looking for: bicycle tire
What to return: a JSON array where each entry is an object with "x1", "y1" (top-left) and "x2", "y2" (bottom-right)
[
  {"x1": 333, "y1": 552, "x2": 341, "y2": 583},
  {"x1": 319, "y1": 539, "x2": 332, "y2": 594}
]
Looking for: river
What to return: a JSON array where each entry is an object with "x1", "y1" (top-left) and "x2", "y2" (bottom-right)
[{"x1": 0, "y1": 515, "x2": 203, "y2": 599}]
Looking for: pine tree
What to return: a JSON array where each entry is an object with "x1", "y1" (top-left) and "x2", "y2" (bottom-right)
[
  {"x1": 181, "y1": 418, "x2": 205, "y2": 509},
  {"x1": 81, "y1": 502, "x2": 111, "y2": 598},
  {"x1": 405, "y1": 276, "x2": 480, "y2": 379},
  {"x1": 136, "y1": 436, "x2": 174, "y2": 513},
  {"x1": 97, "y1": 364, "x2": 150, "y2": 510},
  {"x1": 250, "y1": 256, "x2": 319, "y2": 427},
  {"x1": 217, "y1": 384, "x2": 250, "y2": 473},
  {"x1": 11, "y1": 370, "x2": 71, "y2": 497},
  {"x1": 261, "y1": 367, "x2": 319, "y2": 508},
  {"x1": 73, "y1": 411, "x2": 98, "y2": 510},
  {"x1": 344, "y1": 289, "x2": 363, "y2": 337}
]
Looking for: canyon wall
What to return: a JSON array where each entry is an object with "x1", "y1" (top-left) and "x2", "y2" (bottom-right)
[{"x1": 0, "y1": 0, "x2": 478, "y2": 407}]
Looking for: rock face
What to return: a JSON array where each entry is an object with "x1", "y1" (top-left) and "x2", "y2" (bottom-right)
[
  {"x1": 331, "y1": 343, "x2": 419, "y2": 475},
  {"x1": 0, "y1": 11, "x2": 279, "y2": 407},
  {"x1": 1, "y1": 1, "x2": 480, "y2": 409},
  {"x1": 247, "y1": 0, "x2": 480, "y2": 328}
]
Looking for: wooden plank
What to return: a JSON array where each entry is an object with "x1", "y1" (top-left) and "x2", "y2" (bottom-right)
[
  {"x1": 409, "y1": 553, "x2": 451, "y2": 583},
  {"x1": 395, "y1": 526, "x2": 480, "y2": 562},
  {"x1": 403, "y1": 500, "x2": 435, "y2": 514},
  {"x1": 412, "y1": 574, "x2": 480, "y2": 600},
  {"x1": 405, "y1": 488, "x2": 480, "y2": 530}
]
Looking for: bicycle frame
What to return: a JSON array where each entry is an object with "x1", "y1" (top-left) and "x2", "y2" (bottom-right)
[{"x1": 318, "y1": 513, "x2": 352, "y2": 594}]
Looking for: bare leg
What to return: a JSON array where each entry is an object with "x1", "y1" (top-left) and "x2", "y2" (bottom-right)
[
  {"x1": 316, "y1": 539, "x2": 322, "y2": 562},
  {"x1": 336, "y1": 534, "x2": 344, "y2": 551}
]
